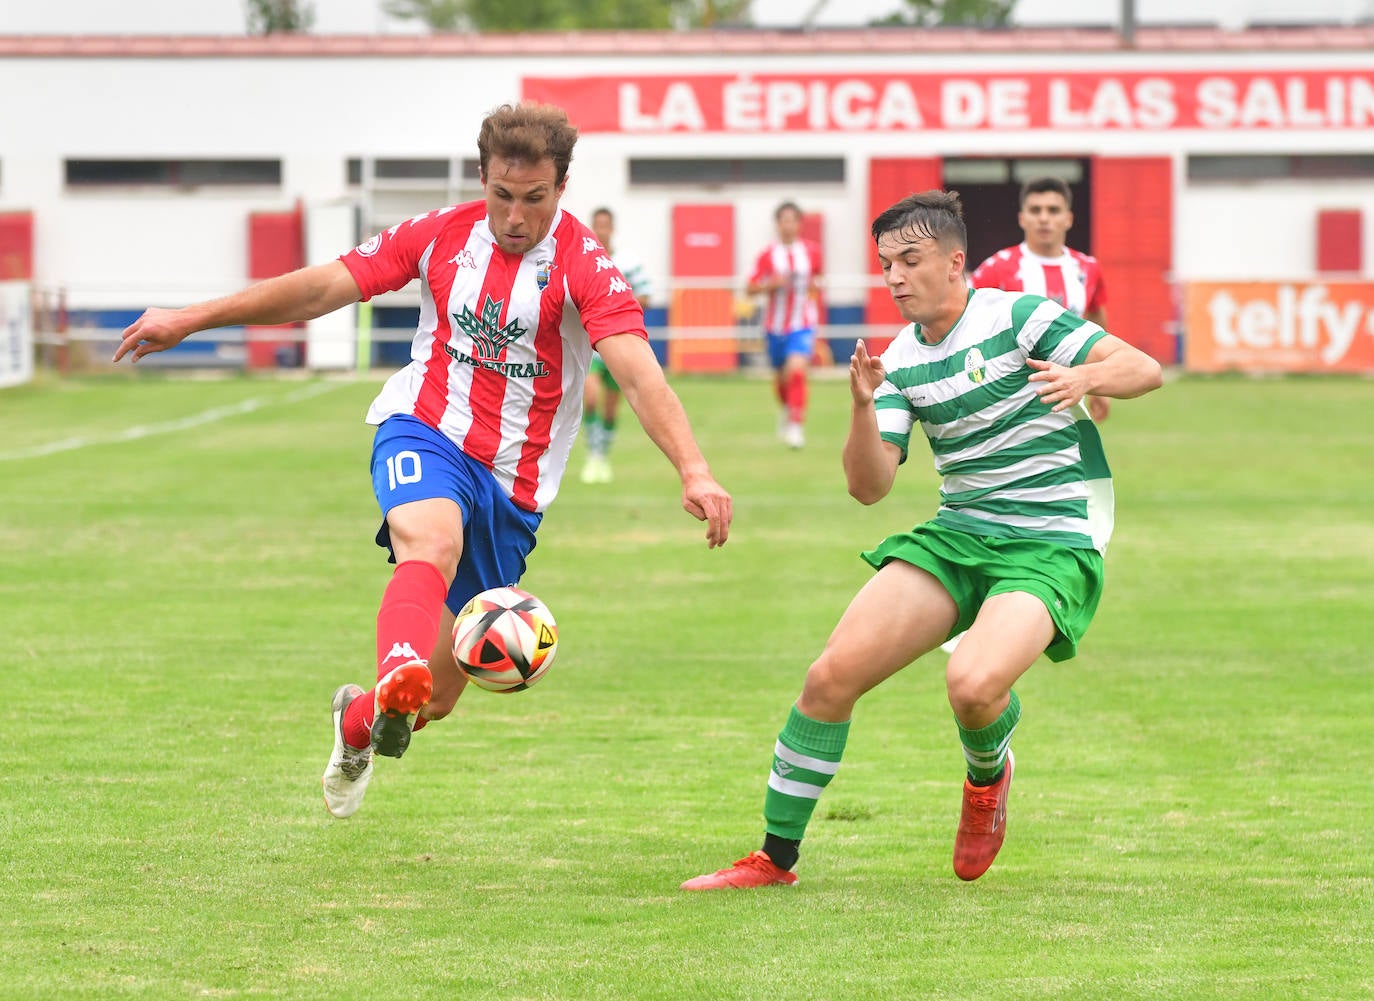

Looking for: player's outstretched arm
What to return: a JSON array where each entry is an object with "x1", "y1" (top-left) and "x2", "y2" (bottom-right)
[
  {"x1": 113, "y1": 261, "x2": 363, "y2": 363},
  {"x1": 596, "y1": 333, "x2": 733, "y2": 549},
  {"x1": 844, "y1": 339, "x2": 900, "y2": 505},
  {"x1": 1027, "y1": 333, "x2": 1163, "y2": 413}
]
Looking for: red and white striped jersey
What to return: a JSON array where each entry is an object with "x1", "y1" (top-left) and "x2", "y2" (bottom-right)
[
  {"x1": 749, "y1": 239, "x2": 823, "y2": 334},
  {"x1": 341, "y1": 201, "x2": 646, "y2": 514},
  {"x1": 970, "y1": 242, "x2": 1107, "y2": 319}
]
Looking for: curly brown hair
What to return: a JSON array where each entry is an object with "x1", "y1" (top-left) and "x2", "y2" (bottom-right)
[{"x1": 477, "y1": 103, "x2": 579, "y2": 186}]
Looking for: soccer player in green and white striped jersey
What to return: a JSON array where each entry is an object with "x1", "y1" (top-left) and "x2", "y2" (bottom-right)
[
  {"x1": 580, "y1": 206, "x2": 655, "y2": 484},
  {"x1": 681, "y1": 189, "x2": 1162, "y2": 890}
]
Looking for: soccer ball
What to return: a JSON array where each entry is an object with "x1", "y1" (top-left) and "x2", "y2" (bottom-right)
[{"x1": 452, "y1": 586, "x2": 559, "y2": 693}]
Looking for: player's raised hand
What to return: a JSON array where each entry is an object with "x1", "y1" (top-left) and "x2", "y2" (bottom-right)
[
  {"x1": 849, "y1": 338, "x2": 887, "y2": 405},
  {"x1": 1027, "y1": 358, "x2": 1093, "y2": 413},
  {"x1": 680, "y1": 471, "x2": 733, "y2": 549},
  {"x1": 112, "y1": 307, "x2": 196, "y2": 363}
]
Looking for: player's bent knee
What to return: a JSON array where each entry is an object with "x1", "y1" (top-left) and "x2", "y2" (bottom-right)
[
  {"x1": 945, "y1": 669, "x2": 1007, "y2": 722},
  {"x1": 798, "y1": 655, "x2": 862, "y2": 719}
]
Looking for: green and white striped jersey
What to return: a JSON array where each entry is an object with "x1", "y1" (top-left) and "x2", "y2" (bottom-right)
[
  {"x1": 611, "y1": 247, "x2": 654, "y2": 303},
  {"x1": 874, "y1": 287, "x2": 1114, "y2": 554}
]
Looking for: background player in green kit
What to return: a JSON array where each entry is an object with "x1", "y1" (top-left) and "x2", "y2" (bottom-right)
[
  {"x1": 581, "y1": 207, "x2": 655, "y2": 484},
  {"x1": 682, "y1": 189, "x2": 1163, "y2": 889}
]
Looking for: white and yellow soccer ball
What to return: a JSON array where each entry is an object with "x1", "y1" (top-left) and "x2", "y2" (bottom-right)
[{"x1": 451, "y1": 586, "x2": 559, "y2": 693}]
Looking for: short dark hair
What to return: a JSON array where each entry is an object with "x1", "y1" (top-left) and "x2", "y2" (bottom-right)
[
  {"x1": 870, "y1": 189, "x2": 967, "y2": 252},
  {"x1": 478, "y1": 103, "x2": 579, "y2": 186},
  {"x1": 775, "y1": 200, "x2": 803, "y2": 220},
  {"x1": 1019, "y1": 176, "x2": 1073, "y2": 209},
  {"x1": 591, "y1": 206, "x2": 614, "y2": 223}
]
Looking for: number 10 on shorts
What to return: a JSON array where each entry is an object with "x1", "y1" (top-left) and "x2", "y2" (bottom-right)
[{"x1": 386, "y1": 450, "x2": 422, "y2": 489}]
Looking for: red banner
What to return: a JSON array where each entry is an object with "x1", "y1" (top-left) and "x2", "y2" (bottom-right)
[
  {"x1": 1184, "y1": 281, "x2": 1374, "y2": 373},
  {"x1": 523, "y1": 70, "x2": 1374, "y2": 133}
]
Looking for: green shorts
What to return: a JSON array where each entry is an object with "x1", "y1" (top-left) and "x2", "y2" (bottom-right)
[
  {"x1": 860, "y1": 520, "x2": 1104, "y2": 662},
  {"x1": 588, "y1": 353, "x2": 618, "y2": 393}
]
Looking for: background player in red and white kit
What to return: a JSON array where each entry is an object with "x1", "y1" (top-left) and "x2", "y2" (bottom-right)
[
  {"x1": 971, "y1": 176, "x2": 1111, "y2": 423},
  {"x1": 113, "y1": 103, "x2": 733, "y2": 820},
  {"x1": 747, "y1": 201, "x2": 823, "y2": 449}
]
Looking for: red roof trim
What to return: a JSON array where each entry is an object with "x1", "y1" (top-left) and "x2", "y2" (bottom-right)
[{"x1": 1, "y1": 26, "x2": 1373, "y2": 58}]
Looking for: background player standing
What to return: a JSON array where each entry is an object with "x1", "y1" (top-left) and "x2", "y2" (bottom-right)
[
  {"x1": 580, "y1": 206, "x2": 654, "y2": 485},
  {"x1": 746, "y1": 201, "x2": 823, "y2": 449},
  {"x1": 971, "y1": 176, "x2": 1111, "y2": 423},
  {"x1": 681, "y1": 189, "x2": 1160, "y2": 890},
  {"x1": 113, "y1": 103, "x2": 733, "y2": 821}
]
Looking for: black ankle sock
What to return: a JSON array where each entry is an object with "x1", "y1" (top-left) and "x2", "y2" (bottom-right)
[
  {"x1": 969, "y1": 768, "x2": 1005, "y2": 788},
  {"x1": 761, "y1": 833, "x2": 800, "y2": 871}
]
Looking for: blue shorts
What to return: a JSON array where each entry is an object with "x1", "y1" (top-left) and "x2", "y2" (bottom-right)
[
  {"x1": 767, "y1": 328, "x2": 815, "y2": 369},
  {"x1": 370, "y1": 415, "x2": 542, "y2": 615}
]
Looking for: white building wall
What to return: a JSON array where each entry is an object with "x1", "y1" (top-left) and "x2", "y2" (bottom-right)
[
  {"x1": 1178, "y1": 179, "x2": 1374, "y2": 281},
  {"x1": 2, "y1": 42, "x2": 1373, "y2": 312}
]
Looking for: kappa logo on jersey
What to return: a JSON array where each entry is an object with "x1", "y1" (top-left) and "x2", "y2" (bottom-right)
[
  {"x1": 450, "y1": 250, "x2": 477, "y2": 270},
  {"x1": 446, "y1": 295, "x2": 549, "y2": 378},
  {"x1": 607, "y1": 276, "x2": 632, "y2": 296},
  {"x1": 594, "y1": 255, "x2": 615, "y2": 272},
  {"x1": 582, "y1": 236, "x2": 602, "y2": 254}
]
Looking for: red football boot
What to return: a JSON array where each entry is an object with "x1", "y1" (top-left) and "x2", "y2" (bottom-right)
[
  {"x1": 952, "y1": 749, "x2": 1015, "y2": 881},
  {"x1": 680, "y1": 851, "x2": 799, "y2": 891}
]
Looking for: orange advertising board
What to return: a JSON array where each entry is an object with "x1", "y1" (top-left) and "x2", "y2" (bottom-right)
[{"x1": 1184, "y1": 281, "x2": 1374, "y2": 373}]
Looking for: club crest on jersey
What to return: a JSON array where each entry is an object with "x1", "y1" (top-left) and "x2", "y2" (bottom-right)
[
  {"x1": 964, "y1": 346, "x2": 987, "y2": 384},
  {"x1": 447, "y1": 295, "x2": 548, "y2": 378},
  {"x1": 536, "y1": 258, "x2": 551, "y2": 292}
]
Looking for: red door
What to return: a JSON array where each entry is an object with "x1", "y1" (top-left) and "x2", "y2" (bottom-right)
[
  {"x1": 668, "y1": 203, "x2": 737, "y2": 373},
  {"x1": 1091, "y1": 157, "x2": 1175, "y2": 363},
  {"x1": 0, "y1": 211, "x2": 34, "y2": 280},
  {"x1": 246, "y1": 206, "x2": 305, "y2": 368}
]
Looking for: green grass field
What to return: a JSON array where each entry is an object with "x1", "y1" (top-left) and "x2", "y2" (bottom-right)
[{"x1": 3, "y1": 370, "x2": 1371, "y2": 1000}]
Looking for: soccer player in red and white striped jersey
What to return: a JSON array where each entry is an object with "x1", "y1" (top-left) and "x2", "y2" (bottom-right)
[
  {"x1": 971, "y1": 176, "x2": 1111, "y2": 423},
  {"x1": 747, "y1": 202, "x2": 824, "y2": 449},
  {"x1": 114, "y1": 104, "x2": 733, "y2": 820}
]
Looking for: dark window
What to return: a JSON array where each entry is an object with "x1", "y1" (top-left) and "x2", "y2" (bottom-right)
[
  {"x1": 1188, "y1": 154, "x2": 1374, "y2": 181},
  {"x1": 375, "y1": 158, "x2": 449, "y2": 180},
  {"x1": 66, "y1": 159, "x2": 281, "y2": 187},
  {"x1": 630, "y1": 158, "x2": 844, "y2": 186},
  {"x1": 347, "y1": 158, "x2": 458, "y2": 185}
]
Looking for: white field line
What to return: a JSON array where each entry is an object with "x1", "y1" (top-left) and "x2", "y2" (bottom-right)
[{"x1": 0, "y1": 381, "x2": 343, "y2": 462}]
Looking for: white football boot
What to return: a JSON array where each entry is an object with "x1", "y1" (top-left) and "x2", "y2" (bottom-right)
[{"x1": 322, "y1": 684, "x2": 374, "y2": 819}]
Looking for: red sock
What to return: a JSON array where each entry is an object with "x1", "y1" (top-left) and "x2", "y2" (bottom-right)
[
  {"x1": 342, "y1": 687, "x2": 431, "y2": 748},
  {"x1": 341, "y1": 560, "x2": 447, "y2": 748},
  {"x1": 375, "y1": 559, "x2": 448, "y2": 679},
  {"x1": 786, "y1": 369, "x2": 808, "y2": 424}
]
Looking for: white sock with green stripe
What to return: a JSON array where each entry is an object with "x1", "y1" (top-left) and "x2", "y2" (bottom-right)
[
  {"x1": 957, "y1": 690, "x2": 1021, "y2": 784},
  {"x1": 582, "y1": 413, "x2": 607, "y2": 456},
  {"x1": 761, "y1": 705, "x2": 849, "y2": 867}
]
